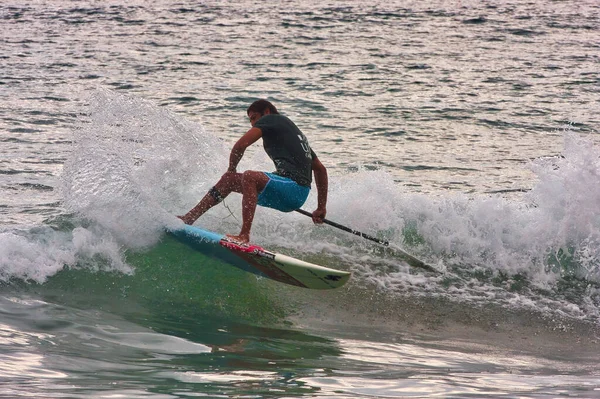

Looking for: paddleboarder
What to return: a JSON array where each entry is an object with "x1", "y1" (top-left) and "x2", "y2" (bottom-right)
[{"x1": 179, "y1": 99, "x2": 328, "y2": 243}]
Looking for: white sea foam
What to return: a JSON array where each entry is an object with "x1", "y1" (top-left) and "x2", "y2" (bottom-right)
[
  {"x1": 0, "y1": 226, "x2": 131, "y2": 284},
  {"x1": 60, "y1": 89, "x2": 227, "y2": 248}
]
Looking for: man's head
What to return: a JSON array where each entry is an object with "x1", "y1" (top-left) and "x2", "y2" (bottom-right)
[{"x1": 247, "y1": 99, "x2": 279, "y2": 126}]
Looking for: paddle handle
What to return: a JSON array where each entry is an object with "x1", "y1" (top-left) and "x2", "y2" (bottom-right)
[{"x1": 294, "y1": 209, "x2": 390, "y2": 246}]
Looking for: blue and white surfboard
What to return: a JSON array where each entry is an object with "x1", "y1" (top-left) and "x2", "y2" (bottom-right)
[{"x1": 168, "y1": 225, "x2": 350, "y2": 289}]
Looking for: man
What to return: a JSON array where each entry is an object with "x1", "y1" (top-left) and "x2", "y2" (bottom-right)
[{"x1": 179, "y1": 99, "x2": 328, "y2": 243}]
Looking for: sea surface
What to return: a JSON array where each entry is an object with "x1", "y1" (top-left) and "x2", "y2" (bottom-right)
[{"x1": 1, "y1": 1, "x2": 600, "y2": 398}]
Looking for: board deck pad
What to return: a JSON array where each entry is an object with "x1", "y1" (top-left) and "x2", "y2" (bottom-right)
[{"x1": 168, "y1": 225, "x2": 350, "y2": 289}]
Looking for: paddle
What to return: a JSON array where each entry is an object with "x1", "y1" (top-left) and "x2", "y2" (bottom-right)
[{"x1": 294, "y1": 208, "x2": 437, "y2": 272}]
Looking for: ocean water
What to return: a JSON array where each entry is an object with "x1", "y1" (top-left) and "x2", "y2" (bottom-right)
[{"x1": 1, "y1": 1, "x2": 600, "y2": 397}]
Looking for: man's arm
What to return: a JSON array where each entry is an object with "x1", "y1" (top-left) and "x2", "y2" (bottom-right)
[
  {"x1": 228, "y1": 127, "x2": 263, "y2": 172},
  {"x1": 311, "y1": 156, "x2": 328, "y2": 224}
]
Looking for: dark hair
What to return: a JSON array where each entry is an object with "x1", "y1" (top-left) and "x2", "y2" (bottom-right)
[{"x1": 247, "y1": 99, "x2": 279, "y2": 115}]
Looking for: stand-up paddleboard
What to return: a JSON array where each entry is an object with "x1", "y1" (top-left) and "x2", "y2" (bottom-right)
[{"x1": 168, "y1": 225, "x2": 351, "y2": 289}]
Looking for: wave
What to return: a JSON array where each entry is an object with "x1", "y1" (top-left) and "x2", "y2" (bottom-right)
[{"x1": 1, "y1": 90, "x2": 599, "y2": 329}]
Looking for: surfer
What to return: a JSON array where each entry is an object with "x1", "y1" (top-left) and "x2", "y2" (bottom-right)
[{"x1": 179, "y1": 99, "x2": 328, "y2": 243}]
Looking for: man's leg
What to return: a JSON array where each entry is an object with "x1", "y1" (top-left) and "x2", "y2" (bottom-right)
[
  {"x1": 227, "y1": 171, "x2": 269, "y2": 243},
  {"x1": 179, "y1": 171, "x2": 243, "y2": 225}
]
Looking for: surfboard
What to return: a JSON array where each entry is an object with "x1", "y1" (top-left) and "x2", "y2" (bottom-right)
[{"x1": 168, "y1": 225, "x2": 351, "y2": 289}]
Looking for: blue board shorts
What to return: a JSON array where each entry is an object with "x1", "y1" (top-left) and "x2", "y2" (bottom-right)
[{"x1": 257, "y1": 172, "x2": 310, "y2": 212}]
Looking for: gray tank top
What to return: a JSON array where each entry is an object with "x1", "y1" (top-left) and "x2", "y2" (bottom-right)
[{"x1": 255, "y1": 114, "x2": 316, "y2": 187}]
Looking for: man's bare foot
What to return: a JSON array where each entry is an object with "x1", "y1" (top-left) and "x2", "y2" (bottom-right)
[
  {"x1": 177, "y1": 215, "x2": 194, "y2": 225},
  {"x1": 226, "y1": 234, "x2": 250, "y2": 244}
]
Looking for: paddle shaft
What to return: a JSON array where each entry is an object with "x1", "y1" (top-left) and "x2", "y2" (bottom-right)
[
  {"x1": 294, "y1": 208, "x2": 390, "y2": 246},
  {"x1": 294, "y1": 208, "x2": 437, "y2": 272}
]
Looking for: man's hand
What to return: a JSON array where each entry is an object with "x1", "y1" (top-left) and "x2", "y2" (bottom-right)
[{"x1": 311, "y1": 207, "x2": 326, "y2": 224}]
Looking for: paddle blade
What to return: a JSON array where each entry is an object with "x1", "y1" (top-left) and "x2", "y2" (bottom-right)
[{"x1": 387, "y1": 244, "x2": 438, "y2": 273}]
